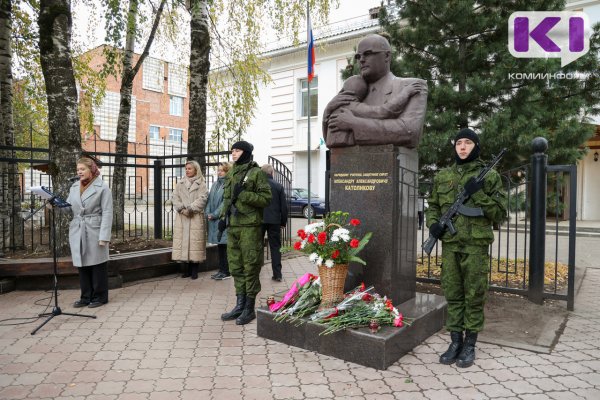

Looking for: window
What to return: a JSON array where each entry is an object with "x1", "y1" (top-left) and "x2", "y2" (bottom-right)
[
  {"x1": 142, "y1": 57, "x2": 164, "y2": 92},
  {"x1": 149, "y1": 126, "x2": 160, "y2": 140},
  {"x1": 170, "y1": 96, "x2": 184, "y2": 116},
  {"x1": 300, "y1": 77, "x2": 318, "y2": 117},
  {"x1": 93, "y1": 91, "x2": 136, "y2": 141},
  {"x1": 168, "y1": 128, "x2": 183, "y2": 143},
  {"x1": 168, "y1": 63, "x2": 187, "y2": 97}
]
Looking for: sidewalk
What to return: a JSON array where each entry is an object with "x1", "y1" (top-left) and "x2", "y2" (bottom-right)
[{"x1": 0, "y1": 256, "x2": 599, "y2": 399}]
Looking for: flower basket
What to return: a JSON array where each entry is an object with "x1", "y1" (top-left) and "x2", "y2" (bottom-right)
[{"x1": 318, "y1": 263, "x2": 348, "y2": 308}]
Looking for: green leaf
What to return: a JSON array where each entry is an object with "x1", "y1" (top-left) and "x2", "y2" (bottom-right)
[
  {"x1": 349, "y1": 256, "x2": 366, "y2": 265},
  {"x1": 349, "y1": 232, "x2": 372, "y2": 256}
]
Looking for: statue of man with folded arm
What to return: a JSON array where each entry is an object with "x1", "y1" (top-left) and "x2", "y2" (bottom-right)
[{"x1": 323, "y1": 34, "x2": 428, "y2": 148}]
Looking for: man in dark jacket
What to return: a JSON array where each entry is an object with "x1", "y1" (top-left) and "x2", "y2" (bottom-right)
[
  {"x1": 426, "y1": 128, "x2": 507, "y2": 368},
  {"x1": 219, "y1": 141, "x2": 272, "y2": 325},
  {"x1": 261, "y1": 164, "x2": 288, "y2": 282}
]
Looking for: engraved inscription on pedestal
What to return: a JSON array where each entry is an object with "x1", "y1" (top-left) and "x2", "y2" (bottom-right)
[{"x1": 329, "y1": 145, "x2": 418, "y2": 305}]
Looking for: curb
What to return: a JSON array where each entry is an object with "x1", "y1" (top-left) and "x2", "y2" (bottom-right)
[{"x1": 0, "y1": 278, "x2": 15, "y2": 294}]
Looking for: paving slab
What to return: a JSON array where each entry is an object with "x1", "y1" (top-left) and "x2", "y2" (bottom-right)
[{"x1": 0, "y1": 255, "x2": 598, "y2": 399}]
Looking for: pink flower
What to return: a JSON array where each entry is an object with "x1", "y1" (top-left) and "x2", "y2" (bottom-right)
[
  {"x1": 394, "y1": 315, "x2": 404, "y2": 327},
  {"x1": 331, "y1": 249, "x2": 340, "y2": 259},
  {"x1": 350, "y1": 219, "x2": 361, "y2": 226},
  {"x1": 350, "y1": 238, "x2": 359, "y2": 248}
]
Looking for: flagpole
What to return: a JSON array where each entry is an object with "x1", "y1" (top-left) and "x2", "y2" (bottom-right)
[{"x1": 306, "y1": 0, "x2": 312, "y2": 224}]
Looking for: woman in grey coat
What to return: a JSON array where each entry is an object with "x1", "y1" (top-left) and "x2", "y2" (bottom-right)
[
  {"x1": 206, "y1": 161, "x2": 231, "y2": 280},
  {"x1": 65, "y1": 156, "x2": 113, "y2": 308}
]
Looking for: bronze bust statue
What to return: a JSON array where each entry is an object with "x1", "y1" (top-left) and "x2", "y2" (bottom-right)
[{"x1": 322, "y1": 34, "x2": 428, "y2": 148}]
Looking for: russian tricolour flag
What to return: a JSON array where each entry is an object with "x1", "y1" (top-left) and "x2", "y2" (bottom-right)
[{"x1": 307, "y1": 12, "x2": 315, "y2": 82}]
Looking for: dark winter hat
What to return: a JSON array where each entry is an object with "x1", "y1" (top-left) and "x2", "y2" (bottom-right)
[
  {"x1": 231, "y1": 140, "x2": 254, "y2": 154},
  {"x1": 453, "y1": 128, "x2": 480, "y2": 146},
  {"x1": 453, "y1": 128, "x2": 481, "y2": 164}
]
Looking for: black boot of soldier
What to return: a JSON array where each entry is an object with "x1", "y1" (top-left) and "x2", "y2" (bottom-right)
[
  {"x1": 439, "y1": 331, "x2": 463, "y2": 365},
  {"x1": 221, "y1": 295, "x2": 246, "y2": 321},
  {"x1": 456, "y1": 331, "x2": 478, "y2": 368},
  {"x1": 236, "y1": 296, "x2": 256, "y2": 325}
]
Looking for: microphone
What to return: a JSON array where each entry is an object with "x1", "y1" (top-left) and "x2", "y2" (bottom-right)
[{"x1": 68, "y1": 176, "x2": 80, "y2": 182}]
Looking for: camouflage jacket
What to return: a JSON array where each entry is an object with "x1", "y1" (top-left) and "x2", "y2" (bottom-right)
[
  {"x1": 221, "y1": 161, "x2": 272, "y2": 227},
  {"x1": 425, "y1": 159, "x2": 507, "y2": 253}
]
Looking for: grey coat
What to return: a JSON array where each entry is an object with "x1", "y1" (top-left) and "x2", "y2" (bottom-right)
[
  {"x1": 65, "y1": 177, "x2": 113, "y2": 267},
  {"x1": 205, "y1": 177, "x2": 227, "y2": 244}
]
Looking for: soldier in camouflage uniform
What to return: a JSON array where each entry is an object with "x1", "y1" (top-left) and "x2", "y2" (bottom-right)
[
  {"x1": 219, "y1": 141, "x2": 272, "y2": 325},
  {"x1": 426, "y1": 128, "x2": 507, "y2": 368}
]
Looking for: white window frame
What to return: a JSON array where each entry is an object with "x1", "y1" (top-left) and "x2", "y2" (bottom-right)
[
  {"x1": 149, "y1": 125, "x2": 160, "y2": 140},
  {"x1": 168, "y1": 128, "x2": 183, "y2": 143},
  {"x1": 170, "y1": 95, "x2": 184, "y2": 117},
  {"x1": 168, "y1": 63, "x2": 188, "y2": 97},
  {"x1": 142, "y1": 57, "x2": 164, "y2": 92},
  {"x1": 299, "y1": 77, "x2": 318, "y2": 118}
]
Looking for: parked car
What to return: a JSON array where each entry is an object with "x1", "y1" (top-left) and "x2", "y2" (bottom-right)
[{"x1": 289, "y1": 188, "x2": 326, "y2": 218}]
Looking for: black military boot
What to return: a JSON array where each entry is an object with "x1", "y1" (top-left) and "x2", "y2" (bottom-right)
[
  {"x1": 235, "y1": 296, "x2": 256, "y2": 325},
  {"x1": 456, "y1": 331, "x2": 478, "y2": 368},
  {"x1": 181, "y1": 262, "x2": 191, "y2": 278},
  {"x1": 221, "y1": 295, "x2": 246, "y2": 321},
  {"x1": 439, "y1": 331, "x2": 463, "y2": 365}
]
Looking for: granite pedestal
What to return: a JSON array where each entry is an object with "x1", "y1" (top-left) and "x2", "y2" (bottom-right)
[
  {"x1": 257, "y1": 292, "x2": 447, "y2": 370},
  {"x1": 329, "y1": 144, "x2": 419, "y2": 305}
]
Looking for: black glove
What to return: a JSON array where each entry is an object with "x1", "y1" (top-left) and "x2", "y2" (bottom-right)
[
  {"x1": 233, "y1": 183, "x2": 243, "y2": 200},
  {"x1": 429, "y1": 222, "x2": 445, "y2": 239},
  {"x1": 463, "y1": 177, "x2": 484, "y2": 196},
  {"x1": 218, "y1": 219, "x2": 227, "y2": 232}
]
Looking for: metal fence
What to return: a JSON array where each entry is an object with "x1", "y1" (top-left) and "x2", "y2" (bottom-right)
[
  {"x1": 0, "y1": 139, "x2": 293, "y2": 254},
  {"x1": 1, "y1": 140, "x2": 577, "y2": 309}
]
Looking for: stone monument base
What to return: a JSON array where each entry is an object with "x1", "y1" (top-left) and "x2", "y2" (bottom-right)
[{"x1": 257, "y1": 293, "x2": 447, "y2": 370}]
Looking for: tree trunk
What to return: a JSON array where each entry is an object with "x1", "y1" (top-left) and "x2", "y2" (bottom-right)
[
  {"x1": 457, "y1": 37, "x2": 468, "y2": 129},
  {"x1": 112, "y1": 0, "x2": 166, "y2": 231},
  {"x1": 0, "y1": 0, "x2": 18, "y2": 255},
  {"x1": 188, "y1": 0, "x2": 210, "y2": 168},
  {"x1": 38, "y1": 0, "x2": 81, "y2": 255},
  {"x1": 112, "y1": 0, "x2": 139, "y2": 232}
]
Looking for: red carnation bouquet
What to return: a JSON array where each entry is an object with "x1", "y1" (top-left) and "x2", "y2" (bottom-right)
[{"x1": 292, "y1": 211, "x2": 372, "y2": 269}]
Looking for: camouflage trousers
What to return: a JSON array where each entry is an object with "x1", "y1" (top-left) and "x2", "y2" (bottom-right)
[
  {"x1": 227, "y1": 225, "x2": 264, "y2": 298},
  {"x1": 441, "y1": 249, "x2": 489, "y2": 333}
]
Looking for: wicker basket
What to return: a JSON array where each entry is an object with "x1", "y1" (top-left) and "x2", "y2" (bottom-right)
[{"x1": 318, "y1": 263, "x2": 349, "y2": 308}]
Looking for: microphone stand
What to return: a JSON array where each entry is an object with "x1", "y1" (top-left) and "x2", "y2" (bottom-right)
[{"x1": 29, "y1": 184, "x2": 96, "y2": 335}]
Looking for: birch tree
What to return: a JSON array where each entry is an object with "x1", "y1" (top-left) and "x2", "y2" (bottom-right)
[
  {"x1": 107, "y1": 0, "x2": 167, "y2": 231},
  {"x1": 0, "y1": 0, "x2": 14, "y2": 255},
  {"x1": 187, "y1": 0, "x2": 209, "y2": 164},
  {"x1": 38, "y1": 0, "x2": 82, "y2": 254},
  {"x1": 187, "y1": 0, "x2": 338, "y2": 163}
]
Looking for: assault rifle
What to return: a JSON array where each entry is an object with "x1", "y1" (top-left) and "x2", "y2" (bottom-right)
[{"x1": 422, "y1": 148, "x2": 506, "y2": 255}]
